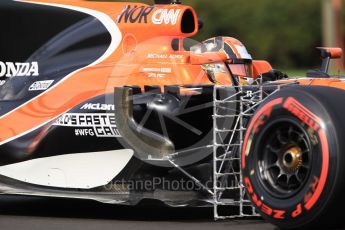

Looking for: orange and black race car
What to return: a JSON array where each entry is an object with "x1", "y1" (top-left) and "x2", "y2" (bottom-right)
[{"x1": 1, "y1": 0, "x2": 345, "y2": 229}]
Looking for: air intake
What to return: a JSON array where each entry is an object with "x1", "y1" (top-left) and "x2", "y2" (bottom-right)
[{"x1": 154, "y1": 0, "x2": 181, "y2": 4}]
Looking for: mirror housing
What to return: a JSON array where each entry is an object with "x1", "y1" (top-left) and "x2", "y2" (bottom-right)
[
  {"x1": 317, "y1": 47, "x2": 343, "y2": 59},
  {"x1": 317, "y1": 47, "x2": 343, "y2": 73}
]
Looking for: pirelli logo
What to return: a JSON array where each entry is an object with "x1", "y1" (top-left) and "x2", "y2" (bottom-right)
[{"x1": 283, "y1": 97, "x2": 321, "y2": 132}]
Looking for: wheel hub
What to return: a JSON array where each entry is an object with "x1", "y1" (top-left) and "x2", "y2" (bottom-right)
[
  {"x1": 282, "y1": 146, "x2": 303, "y2": 172},
  {"x1": 258, "y1": 120, "x2": 313, "y2": 198}
]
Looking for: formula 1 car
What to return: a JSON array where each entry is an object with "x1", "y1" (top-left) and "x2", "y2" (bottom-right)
[{"x1": 1, "y1": 0, "x2": 345, "y2": 229}]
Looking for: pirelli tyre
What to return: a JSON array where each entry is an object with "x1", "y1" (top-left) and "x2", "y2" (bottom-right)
[{"x1": 241, "y1": 86, "x2": 345, "y2": 229}]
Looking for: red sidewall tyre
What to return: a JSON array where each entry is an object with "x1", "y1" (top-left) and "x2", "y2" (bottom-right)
[{"x1": 242, "y1": 86, "x2": 345, "y2": 229}]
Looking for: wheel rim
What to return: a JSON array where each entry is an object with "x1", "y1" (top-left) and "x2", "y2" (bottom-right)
[{"x1": 257, "y1": 119, "x2": 313, "y2": 198}]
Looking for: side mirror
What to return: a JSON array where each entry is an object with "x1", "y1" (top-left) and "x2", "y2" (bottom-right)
[
  {"x1": 317, "y1": 47, "x2": 343, "y2": 73},
  {"x1": 190, "y1": 51, "x2": 228, "y2": 65}
]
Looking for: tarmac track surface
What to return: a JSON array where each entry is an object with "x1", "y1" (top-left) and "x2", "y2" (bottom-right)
[
  {"x1": 0, "y1": 196, "x2": 276, "y2": 230},
  {"x1": 1, "y1": 196, "x2": 345, "y2": 230}
]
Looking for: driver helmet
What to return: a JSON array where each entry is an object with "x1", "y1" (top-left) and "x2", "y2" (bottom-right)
[{"x1": 200, "y1": 37, "x2": 254, "y2": 85}]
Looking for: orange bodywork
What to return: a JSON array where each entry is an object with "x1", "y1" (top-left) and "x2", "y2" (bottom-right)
[
  {"x1": 252, "y1": 60, "x2": 273, "y2": 78},
  {"x1": 278, "y1": 77, "x2": 345, "y2": 89},
  {"x1": 0, "y1": 0, "x2": 209, "y2": 144},
  {"x1": 1, "y1": 0, "x2": 345, "y2": 145}
]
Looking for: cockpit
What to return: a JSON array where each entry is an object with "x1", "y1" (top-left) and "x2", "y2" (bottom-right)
[{"x1": 190, "y1": 36, "x2": 256, "y2": 85}]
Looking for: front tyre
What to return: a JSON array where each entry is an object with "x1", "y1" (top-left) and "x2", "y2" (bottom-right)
[{"x1": 242, "y1": 86, "x2": 345, "y2": 229}]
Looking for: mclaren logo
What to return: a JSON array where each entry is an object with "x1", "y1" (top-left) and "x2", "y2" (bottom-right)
[
  {"x1": 0, "y1": 62, "x2": 39, "y2": 78},
  {"x1": 81, "y1": 103, "x2": 115, "y2": 111}
]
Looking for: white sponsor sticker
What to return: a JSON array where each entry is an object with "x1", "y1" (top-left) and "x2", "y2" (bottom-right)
[
  {"x1": 53, "y1": 113, "x2": 121, "y2": 138},
  {"x1": 152, "y1": 9, "x2": 181, "y2": 25},
  {"x1": 0, "y1": 61, "x2": 39, "y2": 78},
  {"x1": 147, "y1": 53, "x2": 184, "y2": 59},
  {"x1": 142, "y1": 67, "x2": 172, "y2": 73},
  {"x1": 29, "y1": 80, "x2": 54, "y2": 91},
  {"x1": 148, "y1": 73, "x2": 166, "y2": 78}
]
